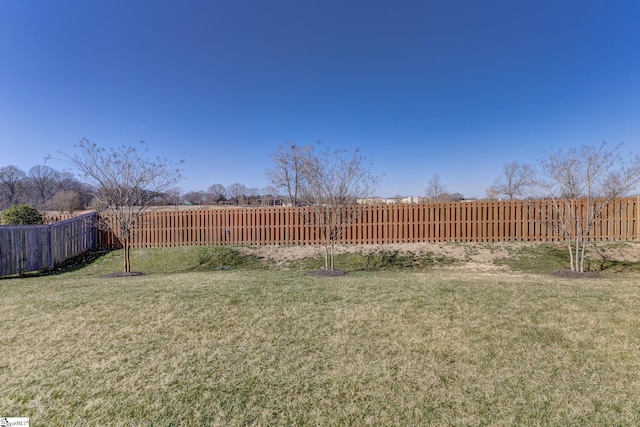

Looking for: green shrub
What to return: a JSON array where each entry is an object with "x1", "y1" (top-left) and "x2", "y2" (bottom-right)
[{"x1": 1, "y1": 204, "x2": 44, "y2": 225}]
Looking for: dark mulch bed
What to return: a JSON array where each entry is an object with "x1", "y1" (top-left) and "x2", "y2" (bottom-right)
[
  {"x1": 308, "y1": 269, "x2": 349, "y2": 277},
  {"x1": 100, "y1": 272, "x2": 145, "y2": 278},
  {"x1": 552, "y1": 269, "x2": 601, "y2": 279}
]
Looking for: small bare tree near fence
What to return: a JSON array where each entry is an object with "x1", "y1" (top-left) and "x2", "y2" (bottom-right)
[
  {"x1": 59, "y1": 139, "x2": 183, "y2": 273},
  {"x1": 533, "y1": 143, "x2": 640, "y2": 272},
  {"x1": 300, "y1": 146, "x2": 380, "y2": 270}
]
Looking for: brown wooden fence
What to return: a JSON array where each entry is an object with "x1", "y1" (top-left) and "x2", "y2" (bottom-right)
[
  {"x1": 0, "y1": 212, "x2": 98, "y2": 276},
  {"x1": 99, "y1": 198, "x2": 640, "y2": 249}
]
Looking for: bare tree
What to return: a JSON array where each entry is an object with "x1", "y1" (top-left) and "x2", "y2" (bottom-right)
[
  {"x1": 56, "y1": 171, "x2": 93, "y2": 207},
  {"x1": 261, "y1": 185, "x2": 280, "y2": 206},
  {"x1": 60, "y1": 138, "x2": 183, "y2": 273},
  {"x1": 183, "y1": 191, "x2": 207, "y2": 205},
  {"x1": 424, "y1": 174, "x2": 447, "y2": 202},
  {"x1": 27, "y1": 165, "x2": 61, "y2": 209},
  {"x1": 47, "y1": 189, "x2": 84, "y2": 214},
  {"x1": 300, "y1": 146, "x2": 380, "y2": 271},
  {"x1": 206, "y1": 184, "x2": 228, "y2": 205},
  {"x1": 533, "y1": 142, "x2": 640, "y2": 272},
  {"x1": 447, "y1": 192, "x2": 465, "y2": 202},
  {"x1": 245, "y1": 187, "x2": 261, "y2": 205},
  {"x1": 0, "y1": 165, "x2": 26, "y2": 209},
  {"x1": 266, "y1": 142, "x2": 313, "y2": 206},
  {"x1": 487, "y1": 161, "x2": 534, "y2": 200},
  {"x1": 227, "y1": 183, "x2": 247, "y2": 205},
  {"x1": 484, "y1": 186, "x2": 501, "y2": 201},
  {"x1": 160, "y1": 187, "x2": 183, "y2": 208}
]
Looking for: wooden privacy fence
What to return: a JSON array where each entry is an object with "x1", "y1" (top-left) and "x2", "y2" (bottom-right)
[
  {"x1": 0, "y1": 212, "x2": 98, "y2": 276},
  {"x1": 99, "y1": 198, "x2": 639, "y2": 249}
]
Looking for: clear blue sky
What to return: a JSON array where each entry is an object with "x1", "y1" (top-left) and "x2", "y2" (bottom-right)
[{"x1": 2, "y1": 0, "x2": 639, "y2": 198}]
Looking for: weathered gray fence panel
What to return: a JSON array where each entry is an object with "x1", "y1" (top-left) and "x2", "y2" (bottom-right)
[
  {"x1": 0, "y1": 225, "x2": 50, "y2": 275},
  {"x1": 50, "y1": 212, "x2": 98, "y2": 266},
  {"x1": 0, "y1": 212, "x2": 98, "y2": 276}
]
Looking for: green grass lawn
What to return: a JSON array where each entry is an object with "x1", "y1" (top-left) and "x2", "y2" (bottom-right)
[{"x1": 2, "y1": 246, "x2": 640, "y2": 425}]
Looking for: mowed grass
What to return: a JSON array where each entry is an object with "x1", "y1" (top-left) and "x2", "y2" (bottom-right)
[{"x1": 2, "y1": 247, "x2": 640, "y2": 425}]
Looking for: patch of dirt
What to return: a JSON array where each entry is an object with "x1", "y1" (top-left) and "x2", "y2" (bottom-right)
[
  {"x1": 249, "y1": 245, "x2": 326, "y2": 268},
  {"x1": 238, "y1": 241, "x2": 640, "y2": 273},
  {"x1": 100, "y1": 272, "x2": 145, "y2": 278},
  {"x1": 308, "y1": 269, "x2": 349, "y2": 277},
  {"x1": 239, "y1": 242, "x2": 534, "y2": 272}
]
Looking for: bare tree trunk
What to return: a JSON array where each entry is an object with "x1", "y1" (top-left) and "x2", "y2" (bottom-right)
[
  {"x1": 579, "y1": 236, "x2": 588, "y2": 272},
  {"x1": 323, "y1": 243, "x2": 329, "y2": 270},
  {"x1": 576, "y1": 216, "x2": 586, "y2": 272},
  {"x1": 579, "y1": 206, "x2": 594, "y2": 273},
  {"x1": 123, "y1": 239, "x2": 131, "y2": 273},
  {"x1": 567, "y1": 241, "x2": 575, "y2": 272},
  {"x1": 575, "y1": 236, "x2": 580, "y2": 272},
  {"x1": 330, "y1": 240, "x2": 335, "y2": 271}
]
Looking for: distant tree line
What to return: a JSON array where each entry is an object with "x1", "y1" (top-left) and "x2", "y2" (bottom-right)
[
  {"x1": 0, "y1": 164, "x2": 284, "y2": 213},
  {"x1": 182, "y1": 184, "x2": 283, "y2": 207},
  {"x1": 0, "y1": 164, "x2": 93, "y2": 213}
]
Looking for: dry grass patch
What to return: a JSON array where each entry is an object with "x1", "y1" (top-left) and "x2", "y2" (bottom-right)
[
  {"x1": 240, "y1": 241, "x2": 640, "y2": 273},
  {"x1": 2, "y1": 267, "x2": 640, "y2": 425}
]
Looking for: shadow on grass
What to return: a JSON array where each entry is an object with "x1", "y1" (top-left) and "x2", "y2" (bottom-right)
[
  {"x1": 285, "y1": 250, "x2": 458, "y2": 273},
  {"x1": 494, "y1": 244, "x2": 570, "y2": 274},
  {"x1": 495, "y1": 243, "x2": 640, "y2": 275},
  {"x1": 0, "y1": 249, "x2": 113, "y2": 281},
  {"x1": 588, "y1": 259, "x2": 640, "y2": 273},
  {"x1": 183, "y1": 246, "x2": 268, "y2": 272}
]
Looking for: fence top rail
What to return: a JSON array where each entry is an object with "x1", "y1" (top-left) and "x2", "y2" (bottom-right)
[
  {"x1": 50, "y1": 211, "x2": 97, "y2": 226},
  {"x1": 2, "y1": 211, "x2": 98, "y2": 229},
  {"x1": 0, "y1": 224, "x2": 50, "y2": 230},
  {"x1": 122, "y1": 196, "x2": 638, "y2": 214}
]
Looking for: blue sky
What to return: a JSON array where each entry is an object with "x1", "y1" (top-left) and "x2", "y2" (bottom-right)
[{"x1": 1, "y1": 0, "x2": 639, "y2": 198}]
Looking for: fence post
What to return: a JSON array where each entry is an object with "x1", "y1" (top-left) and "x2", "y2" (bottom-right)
[
  {"x1": 93, "y1": 212, "x2": 98, "y2": 249},
  {"x1": 637, "y1": 196, "x2": 640, "y2": 241}
]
